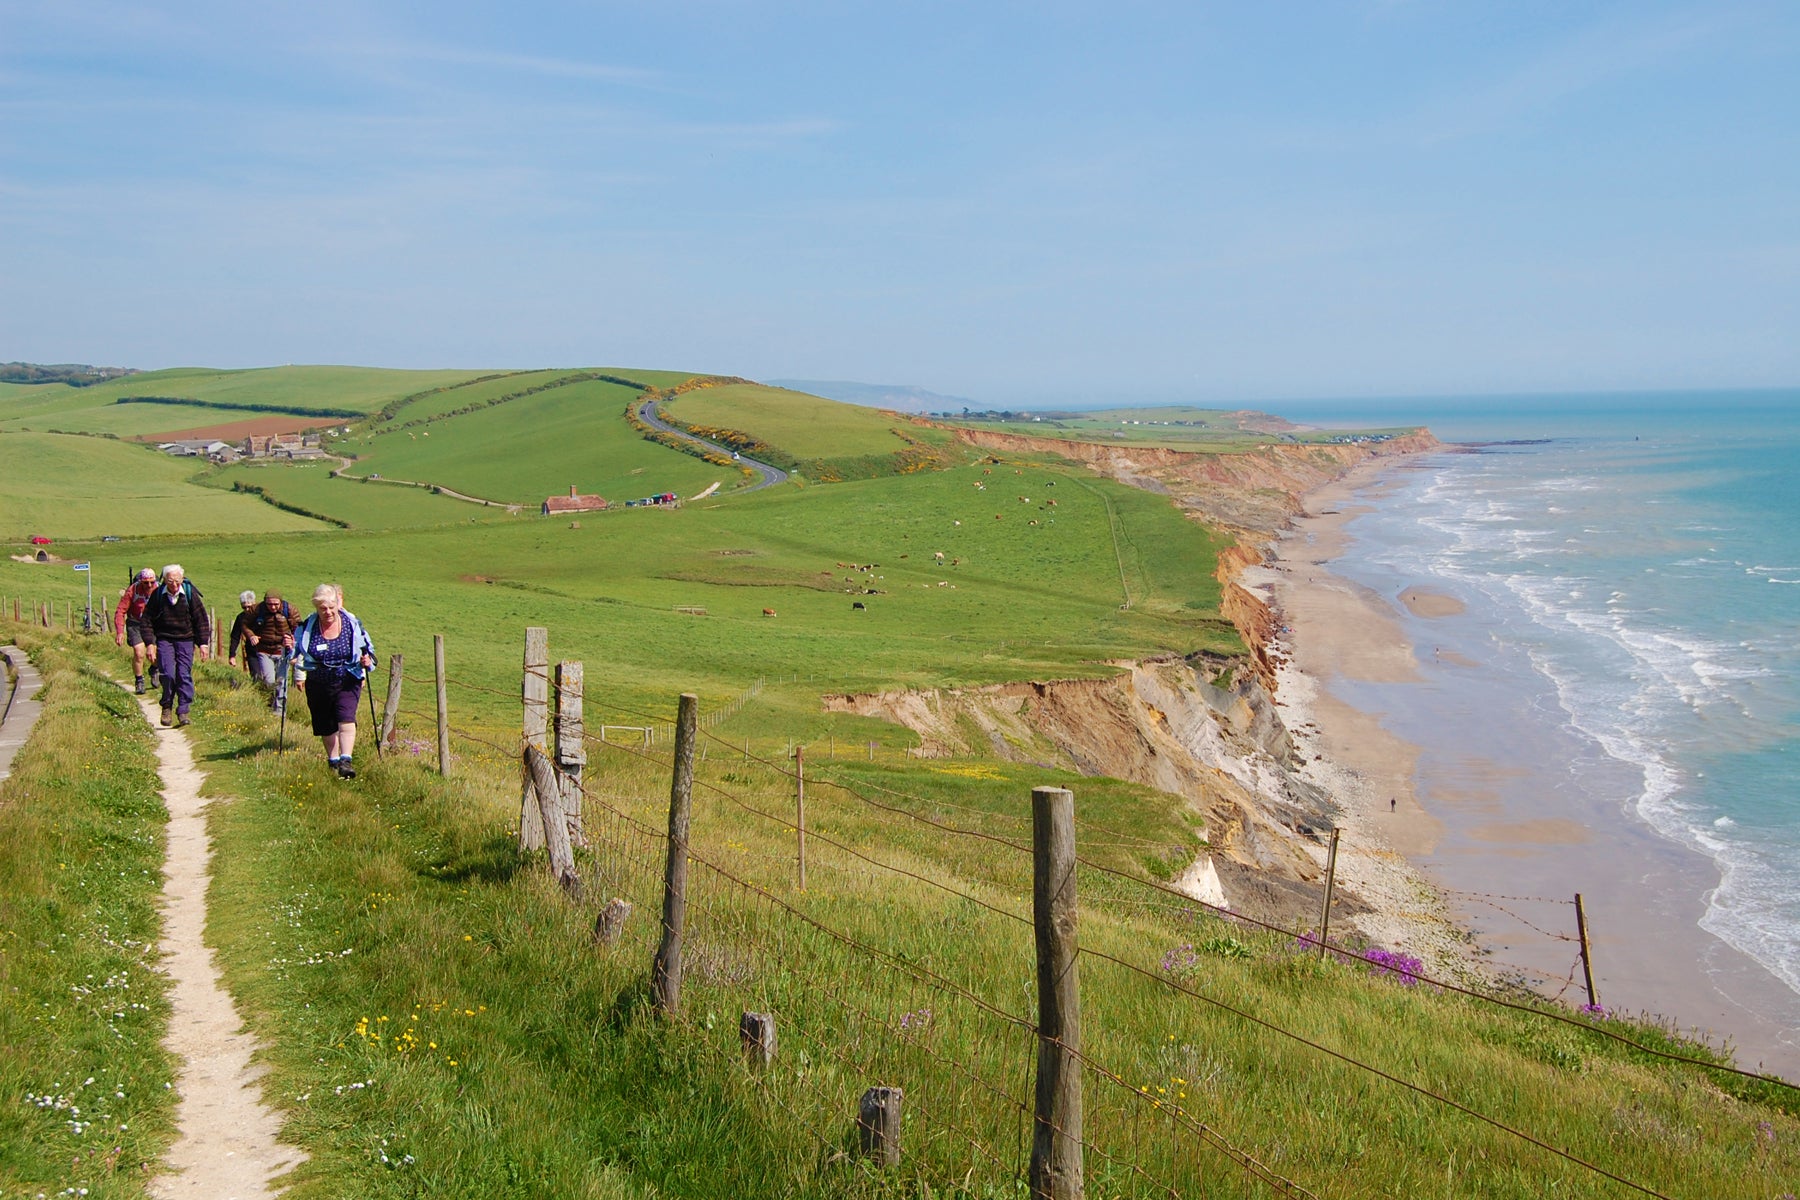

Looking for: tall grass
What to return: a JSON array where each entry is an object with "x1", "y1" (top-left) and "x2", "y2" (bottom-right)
[
  {"x1": 142, "y1": 649, "x2": 1800, "y2": 1198},
  {"x1": 0, "y1": 632, "x2": 178, "y2": 1198}
]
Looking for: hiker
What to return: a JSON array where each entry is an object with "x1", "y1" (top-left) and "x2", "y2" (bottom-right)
[
  {"x1": 141, "y1": 564, "x2": 211, "y2": 728},
  {"x1": 227, "y1": 591, "x2": 258, "y2": 673},
  {"x1": 242, "y1": 590, "x2": 297, "y2": 705},
  {"x1": 292, "y1": 583, "x2": 377, "y2": 779},
  {"x1": 113, "y1": 567, "x2": 159, "y2": 694}
]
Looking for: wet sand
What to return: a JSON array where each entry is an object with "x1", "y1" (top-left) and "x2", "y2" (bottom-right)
[{"x1": 1249, "y1": 455, "x2": 1800, "y2": 1081}]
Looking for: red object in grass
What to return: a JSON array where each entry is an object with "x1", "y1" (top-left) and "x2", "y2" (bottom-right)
[{"x1": 28, "y1": 536, "x2": 52, "y2": 545}]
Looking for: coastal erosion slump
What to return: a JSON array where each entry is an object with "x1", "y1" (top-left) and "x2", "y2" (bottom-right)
[{"x1": 824, "y1": 657, "x2": 1360, "y2": 932}]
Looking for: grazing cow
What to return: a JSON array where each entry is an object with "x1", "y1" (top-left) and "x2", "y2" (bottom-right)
[
  {"x1": 1019, "y1": 496, "x2": 1029, "y2": 503},
  {"x1": 934, "y1": 551, "x2": 945, "y2": 562},
  {"x1": 762, "y1": 608, "x2": 777, "y2": 617},
  {"x1": 1046, "y1": 499, "x2": 1057, "y2": 507},
  {"x1": 994, "y1": 514, "x2": 1003, "y2": 520},
  {"x1": 852, "y1": 601, "x2": 866, "y2": 610}
]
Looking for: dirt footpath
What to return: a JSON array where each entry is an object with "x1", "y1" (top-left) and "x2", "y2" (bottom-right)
[{"x1": 137, "y1": 690, "x2": 303, "y2": 1198}]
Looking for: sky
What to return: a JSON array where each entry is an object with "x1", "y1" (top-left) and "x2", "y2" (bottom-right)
[{"x1": 2, "y1": 1, "x2": 1797, "y2": 407}]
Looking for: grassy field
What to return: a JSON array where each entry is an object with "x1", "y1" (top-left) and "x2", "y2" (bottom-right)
[
  {"x1": 208, "y1": 462, "x2": 510, "y2": 530},
  {"x1": 347, "y1": 377, "x2": 728, "y2": 506},
  {"x1": 0, "y1": 635, "x2": 179, "y2": 1199},
  {"x1": 661, "y1": 383, "x2": 967, "y2": 480},
  {"x1": 6, "y1": 624, "x2": 1791, "y2": 1198},
  {"x1": 940, "y1": 406, "x2": 1422, "y2": 452},
  {"x1": 0, "y1": 432, "x2": 327, "y2": 540}
]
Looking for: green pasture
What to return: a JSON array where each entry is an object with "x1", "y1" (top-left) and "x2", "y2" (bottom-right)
[
  {"x1": 208, "y1": 462, "x2": 508, "y2": 530},
  {"x1": 661, "y1": 383, "x2": 953, "y2": 461},
  {"x1": 0, "y1": 432, "x2": 325, "y2": 540},
  {"x1": 347, "y1": 377, "x2": 731, "y2": 505},
  {"x1": 940, "y1": 405, "x2": 1421, "y2": 452}
]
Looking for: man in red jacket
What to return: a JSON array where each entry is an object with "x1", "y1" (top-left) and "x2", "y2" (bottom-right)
[{"x1": 114, "y1": 567, "x2": 159, "y2": 694}]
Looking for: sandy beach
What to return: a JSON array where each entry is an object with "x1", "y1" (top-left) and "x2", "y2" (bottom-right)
[{"x1": 1247, "y1": 453, "x2": 1800, "y2": 1081}]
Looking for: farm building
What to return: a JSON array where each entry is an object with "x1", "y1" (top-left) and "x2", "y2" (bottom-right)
[{"x1": 543, "y1": 485, "x2": 611, "y2": 516}]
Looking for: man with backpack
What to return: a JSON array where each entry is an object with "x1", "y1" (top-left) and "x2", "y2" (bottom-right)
[
  {"x1": 114, "y1": 567, "x2": 160, "y2": 694},
  {"x1": 242, "y1": 590, "x2": 297, "y2": 709},
  {"x1": 141, "y1": 564, "x2": 211, "y2": 728}
]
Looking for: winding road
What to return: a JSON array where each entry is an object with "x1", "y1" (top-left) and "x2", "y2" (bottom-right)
[{"x1": 637, "y1": 399, "x2": 789, "y2": 493}]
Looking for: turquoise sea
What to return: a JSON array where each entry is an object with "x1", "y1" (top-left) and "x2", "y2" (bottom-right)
[{"x1": 1276, "y1": 390, "x2": 1800, "y2": 1061}]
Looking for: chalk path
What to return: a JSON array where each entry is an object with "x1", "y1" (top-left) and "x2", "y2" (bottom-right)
[{"x1": 136, "y1": 689, "x2": 303, "y2": 1199}]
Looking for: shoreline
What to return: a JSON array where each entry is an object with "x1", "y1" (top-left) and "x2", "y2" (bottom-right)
[{"x1": 1246, "y1": 451, "x2": 1800, "y2": 1079}]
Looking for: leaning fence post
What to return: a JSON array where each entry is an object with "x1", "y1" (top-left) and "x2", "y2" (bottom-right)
[
  {"x1": 434, "y1": 635, "x2": 450, "y2": 777},
  {"x1": 857, "y1": 1087, "x2": 904, "y2": 1167},
  {"x1": 1030, "y1": 785, "x2": 1084, "y2": 1200},
  {"x1": 520, "y1": 627, "x2": 549, "y2": 851},
  {"x1": 1575, "y1": 893, "x2": 1601, "y2": 1011},
  {"x1": 380, "y1": 653, "x2": 404, "y2": 747},
  {"x1": 524, "y1": 745, "x2": 582, "y2": 898},
  {"x1": 1317, "y1": 827, "x2": 1342, "y2": 959},
  {"x1": 556, "y1": 660, "x2": 586, "y2": 847},
  {"x1": 651, "y1": 693, "x2": 698, "y2": 1017},
  {"x1": 794, "y1": 744, "x2": 807, "y2": 891}
]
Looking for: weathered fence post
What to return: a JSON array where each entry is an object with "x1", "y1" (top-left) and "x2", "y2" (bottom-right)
[
  {"x1": 794, "y1": 744, "x2": 807, "y2": 891},
  {"x1": 651, "y1": 693, "x2": 699, "y2": 1017},
  {"x1": 740, "y1": 1011, "x2": 777, "y2": 1066},
  {"x1": 1030, "y1": 785, "x2": 1084, "y2": 1200},
  {"x1": 1317, "y1": 827, "x2": 1342, "y2": 958},
  {"x1": 523, "y1": 745, "x2": 582, "y2": 898},
  {"x1": 380, "y1": 653, "x2": 403, "y2": 748},
  {"x1": 593, "y1": 898, "x2": 632, "y2": 946},
  {"x1": 520, "y1": 627, "x2": 549, "y2": 851},
  {"x1": 857, "y1": 1087, "x2": 904, "y2": 1167},
  {"x1": 556, "y1": 660, "x2": 586, "y2": 847},
  {"x1": 434, "y1": 635, "x2": 451, "y2": 776},
  {"x1": 1575, "y1": 893, "x2": 1601, "y2": 1010}
]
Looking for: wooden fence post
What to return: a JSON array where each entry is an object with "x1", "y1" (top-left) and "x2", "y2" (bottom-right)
[
  {"x1": 1030, "y1": 785, "x2": 1084, "y2": 1200},
  {"x1": 593, "y1": 898, "x2": 632, "y2": 946},
  {"x1": 434, "y1": 635, "x2": 449, "y2": 777},
  {"x1": 520, "y1": 627, "x2": 549, "y2": 851},
  {"x1": 1575, "y1": 893, "x2": 1601, "y2": 1010},
  {"x1": 651, "y1": 693, "x2": 698, "y2": 1017},
  {"x1": 740, "y1": 1011, "x2": 777, "y2": 1066},
  {"x1": 857, "y1": 1087, "x2": 904, "y2": 1167},
  {"x1": 1317, "y1": 828, "x2": 1342, "y2": 958},
  {"x1": 794, "y1": 744, "x2": 807, "y2": 891},
  {"x1": 556, "y1": 661, "x2": 586, "y2": 847},
  {"x1": 380, "y1": 653, "x2": 403, "y2": 747},
  {"x1": 523, "y1": 746, "x2": 582, "y2": 897}
]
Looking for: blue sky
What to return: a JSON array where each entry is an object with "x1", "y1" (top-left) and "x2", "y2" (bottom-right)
[{"x1": 2, "y1": 1, "x2": 1796, "y2": 406}]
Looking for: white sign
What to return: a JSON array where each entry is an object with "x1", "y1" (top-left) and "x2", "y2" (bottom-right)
[{"x1": 71, "y1": 562, "x2": 90, "y2": 572}]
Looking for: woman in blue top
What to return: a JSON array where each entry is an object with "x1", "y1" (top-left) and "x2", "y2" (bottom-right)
[{"x1": 293, "y1": 583, "x2": 377, "y2": 779}]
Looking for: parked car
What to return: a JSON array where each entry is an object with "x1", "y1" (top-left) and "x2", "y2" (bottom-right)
[
  {"x1": 29, "y1": 535, "x2": 52, "y2": 545},
  {"x1": 101, "y1": 535, "x2": 120, "y2": 542}
]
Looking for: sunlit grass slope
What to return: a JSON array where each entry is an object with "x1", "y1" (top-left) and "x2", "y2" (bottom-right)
[
  {"x1": 0, "y1": 432, "x2": 326, "y2": 539},
  {"x1": 11, "y1": 625, "x2": 1784, "y2": 1199},
  {"x1": 0, "y1": 366, "x2": 493, "y2": 436},
  {"x1": 347, "y1": 377, "x2": 730, "y2": 505},
  {"x1": 660, "y1": 383, "x2": 965, "y2": 480},
  {"x1": 209, "y1": 462, "x2": 504, "y2": 531}
]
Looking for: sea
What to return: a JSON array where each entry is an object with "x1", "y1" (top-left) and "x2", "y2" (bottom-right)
[{"x1": 1273, "y1": 389, "x2": 1800, "y2": 1070}]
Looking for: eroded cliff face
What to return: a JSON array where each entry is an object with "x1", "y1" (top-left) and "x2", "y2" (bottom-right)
[
  {"x1": 824, "y1": 657, "x2": 1353, "y2": 927},
  {"x1": 825, "y1": 427, "x2": 1441, "y2": 926}
]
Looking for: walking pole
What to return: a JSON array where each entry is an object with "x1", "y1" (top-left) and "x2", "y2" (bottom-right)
[{"x1": 276, "y1": 650, "x2": 292, "y2": 754}]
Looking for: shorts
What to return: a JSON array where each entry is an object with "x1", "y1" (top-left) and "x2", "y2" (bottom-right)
[
  {"x1": 125, "y1": 622, "x2": 151, "y2": 648},
  {"x1": 304, "y1": 669, "x2": 364, "y2": 737}
]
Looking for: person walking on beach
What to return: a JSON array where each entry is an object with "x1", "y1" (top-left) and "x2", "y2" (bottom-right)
[
  {"x1": 141, "y1": 564, "x2": 211, "y2": 728},
  {"x1": 227, "y1": 591, "x2": 258, "y2": 673},
  {"x1": 113, "y1": 567, "x2": 159, "y2": 694},
  {"x1": 292, "y1": 583, "x2": 377, "y2": 779},
  {"x1": 242, "y1": 590, "x2": 296, "y2": 709}
]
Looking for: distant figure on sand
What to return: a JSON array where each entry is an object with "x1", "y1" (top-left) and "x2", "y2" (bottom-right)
[
  {"x1": 1390, "y1": 797, "x2": 1397, "y2": 813},
  {"x1": 292, "y1": 583, "x2": 377, "y2": 780},
  {"x1": 114, "y1": 567, "x2": 159, "y2": 694},
  {"x1": 142, "y1": 565, "x2": 211, "y2": 728}
]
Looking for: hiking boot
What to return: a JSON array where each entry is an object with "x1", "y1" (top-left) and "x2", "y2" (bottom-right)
[
  {"x1": 160, "y1": 707, "x2": 174, "y2": 727},
  {"x1": 134, "y1": 676, "x2": 145, "y2": 695},
  {"x1": 336, "y1": 760, "x2": 356, "y2": 780},
  {"x1": 175, "y1": 714, "x2": 190, "y2": 728}
]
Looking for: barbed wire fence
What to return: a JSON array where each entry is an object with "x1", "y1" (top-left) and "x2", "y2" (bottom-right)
[{"x1": 310, "y1": 623, "x2": 1800, "y2": 1197}]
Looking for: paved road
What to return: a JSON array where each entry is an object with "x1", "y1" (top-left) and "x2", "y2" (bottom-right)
[{"x1": 638, "y1": 400, "x2": 789, "y2": 493}]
